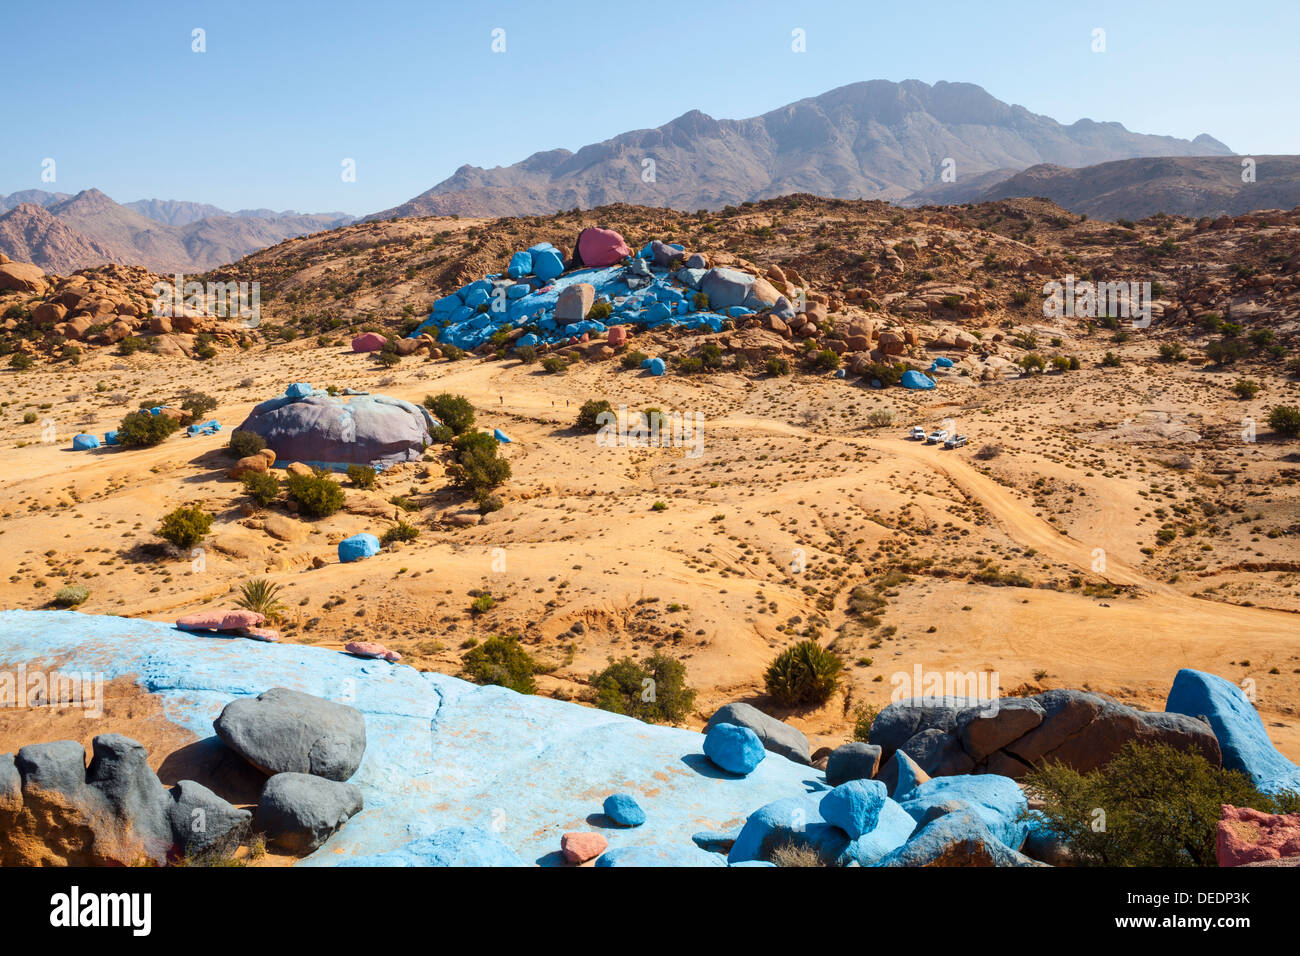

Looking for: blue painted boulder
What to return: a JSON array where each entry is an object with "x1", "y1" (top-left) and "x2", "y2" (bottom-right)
[
  {"x1": 1166, "y1": 668, "x2": 1300, "y2": 793},
  {"x1": 603, "y1": 793, "x2": 646, "y2": 827},
  {"x1": 493, "y1": 428, "x2": 512, "y2": 443},
  {"x1": 286, "y1": 383, "x2": 312, "y2": 399},
  {"x1": 532, "y1": 249, "x2": 565, "y2": 282},
  {"x1": 337, "y1": 826, "x2": 525, "y2": 866},
  {"x1": 819, "y1": 778, "x2": 887, "y2": 838},
  {"x1": 901, "y1": 370, "x2": 936, "y2": 390},
  {"x1": 647, "y1": 357, "x2": 666, "y2": 376},
  {"x1": 104, "y1": 430, "x2": 119, "y2": 445},
  {"x1": 704, "y1": 723, "x2": 766, "y2": 775},
  {"x1": 338, "y1": 533, "x2": 381, "y2": 563},
  {"x1": 897, "y1": 774, "x2": 1028, "y2": 850},
  {"x1": 72, "y1": 433, "x2": 100, "y2": 450},
  {"x1": 873, "y1": 808, "x2": 1044, "y2": 867},
  {"x1": 507, "y1": 251, "x2": 533, "y2": 279}
]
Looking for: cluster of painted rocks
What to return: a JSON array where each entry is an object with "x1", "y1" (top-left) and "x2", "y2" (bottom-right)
[
  {"x1": 867, "y1": 687, "x2": 1221, "y2": 780},
  {"x1": 177, "y1": 608, "x2": 280, "y2": 642},
  {"x1": 213, "y1": 687, "x2": 368, "y2": 853},
  {"x1": 0, "y1": 734, "x2": 250, "y2": 866}
]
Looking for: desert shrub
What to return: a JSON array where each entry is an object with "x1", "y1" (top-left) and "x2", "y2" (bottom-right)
[
  {"x1": 621, "y1": 350, "x2": 648, "y2": 370},
  {"x1": 764, "y1": 640, "x2": 843, "y2": 707},
  {"x1": 541, "y1": 356, "x2": 568, "y2": 374},
  {"x1": 1232, "y1": 379, "x2": 1261, "y2": 400},
  {"x1": 179, "y1": 391, "x2": 218, "y2": 424},
  {"x1": 769, "y1": 842, "x2": 828, "y2": 867},
  {"x1": 514, "y1": 345, "x2": 537, "y2": 364},
  {"x1": 228, "y1": 429, "x2": 266, "y2": 458},
  {"x1": 157, "y1": 505, "x2": 213, "y2": 549},
  {"x1": 692, "y1": 292, "x2": 709, "y2": 310},
  {"x1": 1101, "y1": 351, "x2": 1122, "y2": 367},
  {"x1": 590, "y1": 652, "x2": 697, "y2": 725},
  {"x1": 22, "y1": 411, "x2": 37, "y2": 424},
  {"x1": 117, "y1": 410, "x2": 181, "y2": 448},
  {"x1": 860, "y1": 362, "x2": 905, "y2": 386},
  {"x1": 52, "y1": 585, "x2": 89, "y2": 608},
  {"x1": 851, "y1": 703, "x2": 879, "y2": 743},
  {"x1": 1268, "y1": 405, "x2": 1300, "y2": 438},
  {"x1": 8, "y1": 353, "x2": 33, "y2": 370},
  {"x1": 346, "y1": 464, "x2": 377, "y2": 489},
  {"x1": 374, "y1": 341, "x2": 401, "y2": 367},
  {"x1": 423, "y1": 393, "x2": 475, "y2": 434},
  {"x1": 447, "y1": 431, "x2": 511, "y2": 499},
  {"x1": 810, "y1": 349, "x2": 841, "y2": 371},
  {"x1": 381, "y1": 520, "x2": 420, "y2": 546},
  {"x1": 974, "y1": 443, "x2": 1003, "y2": 460},
  {"x1": 284, "y1": 469, "x2": 345, "y2": 518},
  {"x1": 588, "y1": 301, "x2": 613, "y2": 321},
  {"x1": 1206, "y1": 337, "x2": 1246, "y2": 365},
  {"x1": 1026, "y1": 741, "x2": 1300, "y2": 867},
  {"x1": 235, "y1": 579, "x2": 286, "y2": 621},
  {"x1": 575, "y1": 399, "x2": 613, "y2": 433},
  {"x1": 1018, "y1": 353, "x2": 1046, "y2": 374},
  {"x1": 240, "y1": 471, "x2": 281, "y2": 506},
  {"x1": 765, "y1": 356, "x2": 790, "y2": 376},
  {"x1": 461, "y1": 634, "x2": 537, "y2": 694},
  {"x1": 1158, "y1": 342, "x2": 1188, "y2": 362},
  {"x1": 866, "y1": 408, "x2": 894, "y2": 428},
  {"x1": 699, "y1": 342, "x2": 724, "y2": 369}
]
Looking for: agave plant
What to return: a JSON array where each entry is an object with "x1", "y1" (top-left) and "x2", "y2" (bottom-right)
[
  {"x1": 764, "y1": 640, "x2": 843, "y2": 708},
  {"x1": 235, "y1": 578, "x2": 286, "y2": 622}
]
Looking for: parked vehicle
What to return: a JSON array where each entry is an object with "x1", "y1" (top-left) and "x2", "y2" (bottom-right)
[
  {"x1": 909, "y1": 426, "x2": 926, "y2": 440},
  {"x1": 927, "y1": 429, "x2": 949, "y2": 444},
  {"x1": 944, "y1": 434, "x2": 969, "y2": 449}
]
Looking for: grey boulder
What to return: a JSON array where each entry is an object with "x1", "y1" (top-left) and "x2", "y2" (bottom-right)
[
  {"x1": 705, "y1": 702, "x2": 810, "y2": 765},
  {"x1": 258, "y1": 772, "x2": 364, "y2": 854},
  {"x1": 215, "y1": 687, "x2": 366, "y2": 781},
  {"x1": 825, "y1": 742, "x2": 881, "y2": 786}
]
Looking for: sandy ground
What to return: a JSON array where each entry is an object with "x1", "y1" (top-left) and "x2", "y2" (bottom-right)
[{"x1": 2, "y1": 334, "x2": 1298, "y2": 767}]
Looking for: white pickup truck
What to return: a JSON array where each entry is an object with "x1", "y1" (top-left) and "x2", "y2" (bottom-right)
[
  {"x1": 909, "y1": 426, "x2": 926, "y2": 441},
  {"x1": 926, "y1": 429, "x2": 949, "y2": 445}
]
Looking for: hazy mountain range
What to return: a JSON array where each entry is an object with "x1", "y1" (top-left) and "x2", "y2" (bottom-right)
[
  {"x1": 7, "y1": 79, "x2": 1296, "y2": 275},
  {"x1": 367, "y1": 79, "x2": 1234, "y2": 219},
  {"x1": 0, "y1": 190, "x2": 354, "y2": 273}
]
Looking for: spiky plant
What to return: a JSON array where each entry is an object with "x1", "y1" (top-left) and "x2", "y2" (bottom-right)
[
  {"x1": 235, "y1": 579, "x2": 286, "y2": 622},
  {"x1": 764, "y1": 640, "x2": 843, "y2": 708}
]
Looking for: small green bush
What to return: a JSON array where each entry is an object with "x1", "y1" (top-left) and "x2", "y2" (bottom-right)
[
  {"x1": 764, "y1": 640, "x2": 843, "y2": 707},
  {"x1": 462, "y1": 634, "x2": 537, "y2": 694},
  {"x1": 575, "y1": 399, "x2": 613, "y2": 433},
  {"x1": 765, "y1": 356, "x2": 790, "y2": 376},
  {"x1": 52, "y1": 585, "x2": 89, "y2": 608},
  {"x1": 423, "y1": 393, "x2": 475, "y2": 434},
  {"x1": 157, "y1": 505, "x2": 213, "y2": 549},
  {"x1": 590, "y1": 652, "x2": 697, "y2": 725},
  {"x1": 228, "y1": 429, "x2": 267, "y2": 458},
  {"x1": 1268, "y1": 405, "x2": 1300, "y2": 438},
  {"x1": 622, "y1": 350, "x2": 648, "y2": 370},
  {"x1": 541, "y1": 356, "x2": 568, "y2": 374},
  {"x1": 588, "y1": 301, "x2": 613, "y2": 321},
  {"x1": 240, "y1": 471, "x2": 281, "y2": 506},
  {"x1": 117, "y1": 410, "x2": 181, "y2": 448},
  {"x1": 284, "y1": 469, "x2": 345, "y2": 518},
  {"x1": 347, "y1": 464, "x2": 377, "y2": 489},
  {"x1": 235, "y1": 579, "x2": 286, "y2": 621},
  {"x1": 515, "y1": 345, "x2": 537, "y2": 364},
  {"x1": 381, "y1": 520, "x2": 420, "y2": 546}
]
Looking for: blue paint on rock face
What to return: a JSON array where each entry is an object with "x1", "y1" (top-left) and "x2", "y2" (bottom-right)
[
  {"x1": 338, "y1": 533, "x2": 381, "y2": 563},
  {"x1": 0, "y1": 611, "x2": 825, "y2": 867},
  {"x1": 897, "y1": 774, "x2": 1028, "y2": 850},
  {"x1": 1167, "y1": 668, "x2": 1300, "y2": 793}
]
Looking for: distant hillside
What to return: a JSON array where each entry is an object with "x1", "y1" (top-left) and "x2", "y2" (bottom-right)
[
  {"x1": 0, "y1": 189, "x2": 355, "y2": 273},
  {"x1": 969, "y1": 155, "x2": 1300, "y2": 220},
  {"x1": 369, "y1": 78, "x2": 1232, "y2": 220}
]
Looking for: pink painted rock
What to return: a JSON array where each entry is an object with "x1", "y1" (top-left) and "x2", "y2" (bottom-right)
[
  {"x1": 345, "y1": 641, "x2": 401, "y2": 662},
  {"x1": 560, "y1": 831, "x2": 607, "y2": 865},
  {"x1": 176, "y1": 611, "x2": 227, "y2": 632},
  {"x1": 1218, "y1": 804, "x2": 1300, "y2": 866},
  {"x1": 351, "y1": 332, "x2": 387, "y2": 352},
  {"x1": 236, "y1": 626, "x2": 281, "y2": 642},
  {"x1": 608, "y1": 326, "x2": 627, "y2": 347},
  {"x1": 219, "y1": 610, "x2": 266, "y2": 630}
]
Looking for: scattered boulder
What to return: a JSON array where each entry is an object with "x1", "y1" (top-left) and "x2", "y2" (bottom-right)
[
  {"x1": 703, "y1": 723, "x2": 766, "y2": 775},
  {"x1": 555, "y1": 282, "x2": 596, "y2": 322},
  {"x1": 228, "y1": 454, "x2": 269, "y2": 479},
  {"x1": 875, "y1": 749, "x2": 931, "y2": 800},
  {"x1": 1218, "y1": 805, "x2": 1300, "y2": 866},
  {"x1": 338, "y1": 533, "x2": 381, "y2": 563},
  {"x1": 603, "y1": 792, "x2": 645, "y2": 827},
  {"x1": 705, "y1": 702, "x2": 810, "y2": 765},
  {"x1": 168, "y1": 779, "x2": 253, "y2": 861},
  {"x1": 351, "y1": 332, "x2": 386, "y2": 352},
  {"x1": 257, "y1": 772, "x2": 364, "y2": 854},
  {"x1": 825, "y1": 742, "x2": 881, "y2": 786},
  {"x1": 345, "y1": 641, "x2": 401, "y2": 662},
  {"x1": 819, "y1": 779, "x2": 887, "y2": 838},
  {"x1": 560, "y1": 831, "x2": 607, "y2": 864},
  {"x1": 874, "y1": 808, "x2": 1045, "y2": 867},
  {"x1": 214, "y1": 687, "x2": 367, "y2": 781},
  {"x1": 1167, "y1": 668, "x2": 1300, "y2": 794},
  {"x1": 0, "y1": 260, "x2": 46, "y2": 293},
  {"x1": 896, "y1": 775, "x2": 1029, "y2": 850},
  {"x1": 575, "y1": 227, "x2": 632, "y2": 267}
]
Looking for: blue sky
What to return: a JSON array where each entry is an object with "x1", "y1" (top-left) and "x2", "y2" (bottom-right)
[{"x1": 3, "y1": 0, "x2": 1297, "y2": 215}]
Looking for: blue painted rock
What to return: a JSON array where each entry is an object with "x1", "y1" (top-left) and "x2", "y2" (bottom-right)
[
  {"x1": 595, "y1": 844, "x2": 726, "y2": 867},
  {"x1": 1167, "y1": 668, "x2": 1300, "y2": 794},
  {"x1": 338, "y1": 533, "x2": 381, "y2": 563},
  {"x1": 72, "y1": 433, "x2": 100, "y2": 450},
  {"x1": 704, "y1": 723, "x2": 766, "y2": 775},
  {"x1": 699, "y1": 267, "x2": 754, "y2": 310},
  {"x1": 257, "y1": 772, "x2": 364, "y2": 854},
  {"x1": 874, "y1": 808, "x2": 1045, "y2": 867},
  {"x1": 897, "y1": 774, "x2": 1028, "y2": 850},
  {"x1": 819, "y1": 779, "x2": 887, "y2": 838},
  {"x1": 338, "y1": 826, "x2": 525, "y2": 866},
  {"x1": 214, "y1": 687, "x2": 366, "y2": 781},
  {"x1": 493, "y1": 428, "x2": 512, "y2": 443},
  {"x1": 706, "y1": 702, "x2": 810, "y2": 765},
  {"x1": 875, "y1": 749, "x2": 931, "y2": 800},
  {"x1": 104, "y1": 430, "x2": 119, "y2": 445},
  {"x1": 286, "y1": 383, "x2": 312, "y2": 399},
  {"x1": 507, "y1": 251, "x2": 533, "y2": 278},
  {"x1": 647, "y1": 357, "x2": 666, "y2": 376},
  {"x1": 603, "y1": 792, "x2": 645, "y2": 827},
  {"x1": 532, "y1": 249, "x2": 565, "y2": 282},
  {"x1": 729, "y1": 793, "x2": 851, "y2": 865}
]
